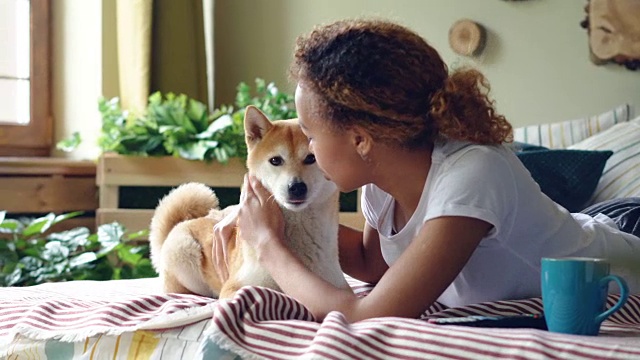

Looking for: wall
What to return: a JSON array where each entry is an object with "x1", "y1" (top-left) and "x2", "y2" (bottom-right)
[
  {"x1": 51, "y1": 0, "x2": 202, "y2": 160},
  {"x1": 214, "y1": 0, "x2": 640, "y2": 127},
  {"x1": 51, "y1": 0, "x2": 118, "y2": 160},
  {"x1": 53, "y1": 0, "x2": 640, "y2": 160}
]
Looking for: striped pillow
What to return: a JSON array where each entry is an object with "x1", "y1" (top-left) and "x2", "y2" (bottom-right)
[
  {"x1": 568, "y1": 116, "x2": 640, "y2": 205},
  {"x1": 514, "y1": 104, "x2": 632, "y2": 149}
]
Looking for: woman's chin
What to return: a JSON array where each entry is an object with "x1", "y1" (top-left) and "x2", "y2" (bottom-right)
[{"x1": 335, "y1": 183, "x2": 358, "y2": 193}]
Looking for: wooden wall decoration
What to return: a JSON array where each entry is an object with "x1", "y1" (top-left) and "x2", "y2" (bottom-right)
[
  {"x1": 448, "y1": 19, "x2": 487, "y2": 57},
  {"x1": 580, "y1": 0, "x2": 640, "y2": 71}
]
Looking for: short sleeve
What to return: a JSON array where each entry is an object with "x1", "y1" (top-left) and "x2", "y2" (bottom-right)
[
  {"x1": 361, "y1": 184, "x2": 388, "y2": 230},
  {"x1": 424, "y1": 147, "x2": 518, "y2": 239}
]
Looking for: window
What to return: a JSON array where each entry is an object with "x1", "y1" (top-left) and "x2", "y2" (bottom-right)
[{"x1": 0, "y1": 0, "x2": 51, "y2": 157}]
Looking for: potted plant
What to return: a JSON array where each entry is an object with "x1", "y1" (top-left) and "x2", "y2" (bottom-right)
[
  {"x1": 0, "y1": 210, "x2": 155, "y2": 286},
  {"x1": 59, "y1": 79, "x2": 362, "y2": 234}
]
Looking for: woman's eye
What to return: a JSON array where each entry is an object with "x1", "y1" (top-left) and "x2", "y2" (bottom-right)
[
  {"x1": 303, "y1": 154, "x2": 316, "y2": 165},
  {"x1": 269, "y1": 156, "x2": 284, "y2": 166}
]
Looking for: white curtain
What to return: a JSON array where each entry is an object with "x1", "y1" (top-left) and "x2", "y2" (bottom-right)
[
  {"x1": 115, "y1": 0, "x2": 215, "y2": 111},
  {"x1": 115, "y1": 0, "x2": 153, "y2": 111},
  {"x1": 203, "y1": 0, "x2": 215, "y2": 111}
]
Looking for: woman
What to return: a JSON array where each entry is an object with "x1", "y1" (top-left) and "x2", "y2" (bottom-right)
[{"x1": 214, "y1": 18, "x2": 640, "y2": 323}]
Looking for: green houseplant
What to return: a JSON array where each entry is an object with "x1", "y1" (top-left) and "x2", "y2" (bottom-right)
[
  {"x1": 58, "y1": 78, "x2": 297, "y2": 163},
  {"x1": 0, "y1": 211, "x2": 155, "y2": 286},
  {"x1": 55, "y1": 78, "x2": 360, "y2": 272}
]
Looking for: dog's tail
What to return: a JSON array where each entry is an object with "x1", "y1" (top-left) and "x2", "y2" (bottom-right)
[{"x1": 149, "y1": 182, "x2": 219, "y2": 268}]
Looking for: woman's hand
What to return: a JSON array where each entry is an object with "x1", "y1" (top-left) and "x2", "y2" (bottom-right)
[
  {"x1": 237, "y1": 175, "x2": 286, "y2": 256},
  {"x1": 212, "y1": 205, "x2": 239, "y2": 282}
]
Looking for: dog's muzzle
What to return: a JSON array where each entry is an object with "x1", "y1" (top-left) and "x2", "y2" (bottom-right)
[{"x1": 287, "y1": 180, "x2": 307, "y2": 203}]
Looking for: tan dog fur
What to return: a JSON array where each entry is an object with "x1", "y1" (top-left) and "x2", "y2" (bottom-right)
[{"x1": 149, "y1": 106, "x2": 349, "y2": 298}]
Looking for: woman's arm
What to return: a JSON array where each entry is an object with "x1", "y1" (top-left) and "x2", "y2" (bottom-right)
[
  {"x1": 210, "y1": 199, "x2": 388, "y2": 284},
  {"x1": 338, "y1": 224, "x2": 388, "y2": 284},
  {"x1": 239, "y1": 175, "x2": 492, "y2": 323}
]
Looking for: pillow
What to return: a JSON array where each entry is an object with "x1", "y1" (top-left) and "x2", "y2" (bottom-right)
[
  {"x1": 568, "y1": 116, "x2": 640, "y2": 206},
  {"x1": 507, "y1": 141, "x2": 547, "y2": 152},
  {"x1": 513, "y1": 104, "x2": 632, "y2": 149},
  {"x1": 515, "y1": 148, "x2": 613, "y2": 212}
]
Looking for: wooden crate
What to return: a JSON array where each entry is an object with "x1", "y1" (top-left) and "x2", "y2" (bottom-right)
[
  {"x1": 0, "y1": 157, "x2": 98, "y2": 233},
  {"x1": 96, "y1": 153, "x2": 364, "y2": 236}
]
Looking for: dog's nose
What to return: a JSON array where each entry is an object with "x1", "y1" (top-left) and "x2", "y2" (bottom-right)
[{"x1": 288, "y1": 181, "x2": 307, "y2": 199}]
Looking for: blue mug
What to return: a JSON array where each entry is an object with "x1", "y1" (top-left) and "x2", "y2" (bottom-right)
[{"x1": 541, "y1": 257, "x2": 628, "y2": 336}]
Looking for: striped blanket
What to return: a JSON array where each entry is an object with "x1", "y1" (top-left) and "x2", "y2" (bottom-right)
[{"x1": 2, "y1": 277, "x2": 640, "y2": 359}]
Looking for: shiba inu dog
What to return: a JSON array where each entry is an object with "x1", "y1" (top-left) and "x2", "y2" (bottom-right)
[{"x1": 149, "y1": 106, "x2": 349, "y2": 298}]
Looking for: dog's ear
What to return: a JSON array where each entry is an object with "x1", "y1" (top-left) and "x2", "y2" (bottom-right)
[{"x1": 244, "y1": 106, "x2": 273, "y2": 147}]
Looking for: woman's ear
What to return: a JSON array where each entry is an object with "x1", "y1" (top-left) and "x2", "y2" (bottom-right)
[{"x1": 351, "y1": 127, "x2": 373, "y2": 160}]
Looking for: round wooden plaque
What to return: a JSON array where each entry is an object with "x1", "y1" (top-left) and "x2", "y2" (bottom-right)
[{"x1": 448, "y1": 19, "x2": 486, "y2": 56}]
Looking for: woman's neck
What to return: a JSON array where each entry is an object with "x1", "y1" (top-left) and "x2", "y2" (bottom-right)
[{"x1": 371, "y1": 144, "x2": 433, "y2": 226}]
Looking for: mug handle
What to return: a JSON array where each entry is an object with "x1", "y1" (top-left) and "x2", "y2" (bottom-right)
[{"x1": 595, "y1": 275, "x2": 629, "y2": 324}]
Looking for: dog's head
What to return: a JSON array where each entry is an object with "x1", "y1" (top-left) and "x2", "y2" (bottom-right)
[{"x1": 244, "y1": 106, "x2": 337, "y2": 211}]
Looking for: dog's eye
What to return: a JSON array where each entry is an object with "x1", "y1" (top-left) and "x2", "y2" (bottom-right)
[
  {"x1": 303, "y1": 154, "x2": 316, "y2": 165},
  {"x1": 269, "y1": 156, "x2": 284, "y2": 166}
]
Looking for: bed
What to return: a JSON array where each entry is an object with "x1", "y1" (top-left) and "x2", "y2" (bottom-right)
[
  {"x1": 1, "y1": 276, "x2": 640, "y2": 359},
  {"x1": 2, "y1": 105, "x2": 640, "y2": 359}
]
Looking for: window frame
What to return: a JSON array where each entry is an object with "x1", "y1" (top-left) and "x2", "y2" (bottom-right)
[{"x1": 0, "y1": 0, "x2": 51, "y2": 157}]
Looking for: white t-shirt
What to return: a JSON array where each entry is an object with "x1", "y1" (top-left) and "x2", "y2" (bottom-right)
[{"x1": 362, "y1": 140, "x2": 640, "y2": 308}]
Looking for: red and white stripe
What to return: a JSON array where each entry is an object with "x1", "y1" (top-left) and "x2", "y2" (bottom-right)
[
  {"x1": 205, "y1": 284, "x2": 640, "y2": 360},
  {"x1": 0, "y1": 284, "x2": 215, "y2": 342},
  {"x1": 2, "y1": 278, "x2": 640, "y2": 359}
]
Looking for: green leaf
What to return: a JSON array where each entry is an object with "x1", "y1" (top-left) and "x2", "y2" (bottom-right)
[
  {"x1": 198, "y1": 114, "x2": 233, "y2": 138},
  {"x1": 5, "y1": 267, "x2": 23, "y2": 286},
  {"x1": 54, "y1": 211, "x2": 84, "y2": 223},
  {"x1": 19, "y1": 256, "x2": 43, "y2": 272},
  {"x1": 22, "y1": 244, "x2": 43, "y2": 258},
  {"x1": 0, "y1": 241, "x2": 19, "y2": 269},
  {"x1": 0, "y1": 219, "x2": 21, "y2": 233},
  {"x1": 132, "y1": 259, "x2": 158, "y2": 278},
  {"x1": 56, "y1": 132, "x2": 82, "y2": 152},
  {"x1": 177, "y1": 141, "x2": 218, "y2": 161},
  {"x1": 126, "y1": 229, "x2": 150, "y2": 241},
  {"x1": 69, "y1": 252, "x2": 97, "y2": 268},
  {"x1": 235, "y1": 82, "x2": 251, "y2": 108},
  {"x1": 49, "y1": 227, "x2": 91, "y2": 252},
  {"x1": 148, "y1": 91, "x2": 163, "y2": 106},
  {"x1": 111, "y1": 267, "x2": 122, "y2": 280},
  {"x1": 255, "y1": 78, "x2": 266, "y2": 94},
  {"x1": 187, "y1": 98, "x2": 209, "y2": 131},
  {"x1": 96, "y1": 223, "x2": 124, "y2": 257},
  {"x1": 41, "y1": 241, "x2": 70, "y2": 262},
  {"x1": 117, "y1": 247, "x2": 142, "y2": 265},
  {"x1": 213, "y1": 147, "x2": 230, "y2": 163},
  {"x1": 22, "y1": 213, "x2": 57, "y2": 237}
]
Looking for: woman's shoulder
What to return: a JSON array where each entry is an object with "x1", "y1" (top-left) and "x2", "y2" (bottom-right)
[
  {"x1": 428, "y1": 140, "x2": 528, "y2": 209},
  {"x1": 434, "y1": 139, "x2": 515, "y2": 172},
  {"x1": 436, "y1": 139, "x2": 509, "y2": 157},
  {"x1": 362, "y1": 183, "x2": 390, "y2": 205}
]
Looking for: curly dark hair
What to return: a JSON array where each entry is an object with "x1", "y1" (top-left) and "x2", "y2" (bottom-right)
[{"x1": 290, "y1": 18, "x2": 512, "y2": 148}]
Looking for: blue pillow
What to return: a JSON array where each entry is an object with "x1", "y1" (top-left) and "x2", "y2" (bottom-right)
[
  {"x1": 514, "y1": 147, "x2": 613, "y2": 212},
  {"x1": 509, "y1": 141, "x2": 548, "y2": 152}
]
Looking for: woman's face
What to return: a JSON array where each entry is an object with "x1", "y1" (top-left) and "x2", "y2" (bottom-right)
[{"x1": 294, "y1": 83, "x2": 365, "y2": 192}]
